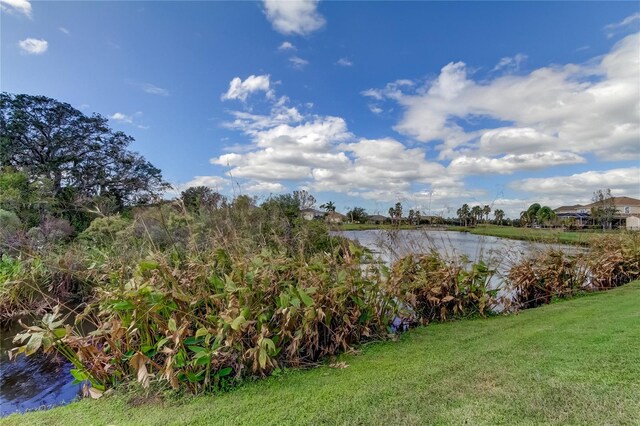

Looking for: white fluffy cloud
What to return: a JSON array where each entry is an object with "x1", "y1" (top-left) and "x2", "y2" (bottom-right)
[
  {"x1": 244, "y1": 181, "x2": 286, "y2": 193},
  {"x1": 512, "y1": 168, "x2": 640, "y2": 199},
  {"x1": 1, "y1": 0, "x2": 31, "y2": 17},
  {"x1": 181, "y1": 175, "x2": 229, "y2": 190},
  {"x1": 263, "y1": 0, "x2": 325, "y2": 36},
  {"x1": 18, "y1": 38, "x2": 47, "y2": 54},
  {"x1": 212, "y1": 78, "x2": 455, "y2": 200},
  {"x1": 110, "y1": 112, "x2": 134, "y2": 123},
  {"x1": 367, "y1": 33, "x2": 640, "y2": 165},
  {"x1": 221, "y1": 75, "x2": 274, "y2": 102},
  {"x1": 110, "y1": 111, "x2": 148, "y2": 129},
  {"x1": 278, "y1": 41, "x2": 296, "y2": 51},
  {"x1": 311, "y1": 138, "x2": 447, "y2": 200},
  {"x1": 336, "y1": 58, "x2": 353, "y2": 67},
  {"x1": 449, "y1": 152, "x2": 586, "y2": 175}
]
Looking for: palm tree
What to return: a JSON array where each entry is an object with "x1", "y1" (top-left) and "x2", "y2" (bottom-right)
[
  {"x1": 536, "y1": 206, "x2": 556, "y2": 228},
  {"x1": 494, "y1": 209, "x2": 505, "y2": 225},
  {"x1": 482, "y1": 205, "x2": 491, "y2": 223},
  {"x1": 471, "y1": 205, "x2": 482, "y2": 226},
  {"x1": 526, "y1": 203, "x2": 541, "y2": 227},
  {"x1": 457, "y1": 203, "x2": 471, "y2": 227},
  {"x1": 320, "y1": 201, "x2": 336, "y2": 212},
  {"x1": 394, "y1": 202, "x2": 403, "y2": 226}
]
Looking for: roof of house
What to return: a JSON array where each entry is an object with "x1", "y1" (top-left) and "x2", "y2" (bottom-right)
[
  {"x1": 300, "y1": 208, "x2": 324, "y2": 216},
  {"x1": 555, "y1": 197, "x2": 640, "y2": 212},
  {"x1": 326, "y1": 211, "x2": 345, "y2": 218},
  {"x1": 587, "y1": 196, "x2": 640, "y2": 208},
  {"x1": 554, "y1": 204, "x2": 585, "y2": 213}
]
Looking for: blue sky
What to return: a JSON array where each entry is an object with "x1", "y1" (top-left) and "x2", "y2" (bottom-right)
[{"x1": 2, "y1": 1, "x2": 639, "y2": 217}]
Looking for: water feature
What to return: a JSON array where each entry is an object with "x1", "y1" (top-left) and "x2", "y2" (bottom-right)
[
  {"x1": 335, "y1": 229, "x2": 579, "y2": 266},
  {"x1": 0, "y1": 318, "x2": 81, "y2": 417}
]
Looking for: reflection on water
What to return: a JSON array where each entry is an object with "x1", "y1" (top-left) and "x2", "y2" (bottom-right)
[
  {"x1": 336, "y1": 229, "x2": 579, "y2": 267},
  {"x1": 0, "y1": 318, "x2": 81, "y2": 417}
]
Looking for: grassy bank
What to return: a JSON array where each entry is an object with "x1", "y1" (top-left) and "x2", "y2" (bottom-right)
[
  {"x1": 338, "y1": 223, "x2": 422, "y2": 231},
  {"x1": 6, "y1": 280, "x2": 639, "y2": 426},
  {"x1": 447, "y1": 224, "x2": 615, "y2": 245}
]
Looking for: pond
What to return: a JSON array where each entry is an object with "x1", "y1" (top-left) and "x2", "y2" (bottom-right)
[
  {"x1": 0, "y1": 318, "x2": 81, "y2": 417},
  {"x1": 335, "y1": 229, "x2": 579, "y2": 267},
  {"x1": 0, "y1": 229, "x2": 580, "y2": 417}
]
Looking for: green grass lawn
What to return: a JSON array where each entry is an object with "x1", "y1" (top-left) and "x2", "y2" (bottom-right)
[
  {"x1": 447, "y1": 224, "x2": 615, "y2": 245},
  {"x1": 4, "y1": 281, "x2": 639, "y2": 426}
]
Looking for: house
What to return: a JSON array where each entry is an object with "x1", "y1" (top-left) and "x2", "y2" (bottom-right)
[
  {"x1": 300, "y1": 208, "x2": 324, "y2": 221},
  {"x1": 325, "y1": 211, "x2": 346, "y2": 224},
  {"x1": 627, "y1": 216, "x2": 640, "y2": 231},
  {"x1": 554, "y1": 196, "x2": 640, "y2": 228}
]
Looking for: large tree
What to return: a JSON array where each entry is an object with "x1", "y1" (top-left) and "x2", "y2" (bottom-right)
[
  {"x1": 591, "y1": 188, "x2": 617, "y2": 230},
  {"x1": 0, "y1": 93, "x2": 168, "y2": 213},
  {"x1": 346, "y1": 206, "x2": 368, "y2": 223}
]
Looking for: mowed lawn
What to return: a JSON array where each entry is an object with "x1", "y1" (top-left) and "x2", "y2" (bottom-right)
[
  {"x1": 448, "y1": 224, "x2": 612, "y2": 245},
  {"x1": 4, "y1": 281, "x2": 639, "y2": 426}
]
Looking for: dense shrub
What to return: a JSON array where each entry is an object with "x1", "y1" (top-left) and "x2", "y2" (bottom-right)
[
  {"x1": 587, "y1": 234, "x2": 640, "y2": 289},
  {"x1": 505, "y1": 249, "x2": 589, "y2": 310},
  {"x1": 387, "y1": 251, "x2": 497, "y2": 324},
  {"x1": 11, "y1": 241, "x2": 395, "y2": 394},
  {"x1": 80, "y1": 215, "x2": 131, "y2": 246}
]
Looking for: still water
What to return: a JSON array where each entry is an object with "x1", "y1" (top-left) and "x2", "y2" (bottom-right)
[
  {"x1": 0, "y1": 319, "x2": 81, "y2": 417},
  {"x1": 0, "y1": 229, "x2": 578, "y2": 416},
  {"x1": 336, "y1": 229, "x2": 576, "y2": 266}
]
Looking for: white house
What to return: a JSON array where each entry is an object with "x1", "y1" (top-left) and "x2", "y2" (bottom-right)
[{"x1": 626, "y1": 215, "x2": 640, "y2": 231}]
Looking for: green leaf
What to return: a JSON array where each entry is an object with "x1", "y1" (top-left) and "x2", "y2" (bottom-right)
[
  {"x1": 70, "y1": 368, "x2": 88, "y2": 384},
  {"x1": 224, "y1": 274, "x2": 237, "y2": 292},
  {"x1": 217, "y1": 367, "x2": 232, "y2": 377},
  {"x1": 195, "y1": 328, "x2": 209, "y2": 338},
  {"x1": 262, "y1": 338, "x2": 276, "y2": 354},
  {"x1": 298, "y1": 288, "x2": 314, "y2": 307},
  {"x1": 139, "y1": 260, "x2": 160, "y2": 273},
  {"x1": 194, "y1": 355, "x2": 211, "y2": 366},
  {"x1": 231, "y1": 315, "x2": 246, "y2": 331},
  {"x1": 188, "y1": 345, "x2": 206, "y2": 353},
  {"x1": 25, "y1": 333, "x2": 43, "y2": 356},
  {"x1": 168, "y1": 318, "x2": 177, "y2": 332},
  {"x1": 258, "y1": 348, "x2": 268, "y2": 369},
  {"x1": 112, "y1": 300, "x2": 135, "y2": 311},
  {"x1": 156, "y1": 337, "x2": 170, "y2": 349}
]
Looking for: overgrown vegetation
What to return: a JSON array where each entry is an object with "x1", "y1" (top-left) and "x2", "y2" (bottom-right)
[
  {"x1": 5, "y1": 196, "x2": 638, "y2": 399},
  {"x1": 505, "y1": 233, "x2": 640, "y2": 310},
  {"x1": 5, "y1": 281, "x2": 640, "y2": 426}
]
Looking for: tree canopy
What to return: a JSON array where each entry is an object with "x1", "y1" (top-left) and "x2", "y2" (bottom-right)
[{"x1": 0, "y1": 93, "x2": 168, "y2": 215}]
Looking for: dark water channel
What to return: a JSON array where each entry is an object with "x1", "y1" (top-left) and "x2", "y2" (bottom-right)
[
  {"x1": 0, "y1": 230, "x2": 581, "y2": 417},
  {"x1": 0, "y1": 318, "x2": 81, "y2": 417}
]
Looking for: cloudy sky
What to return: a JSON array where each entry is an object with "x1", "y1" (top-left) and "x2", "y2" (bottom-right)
[{"x1": 2, "y1": 1, "x2": 639, "y2": 217}]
